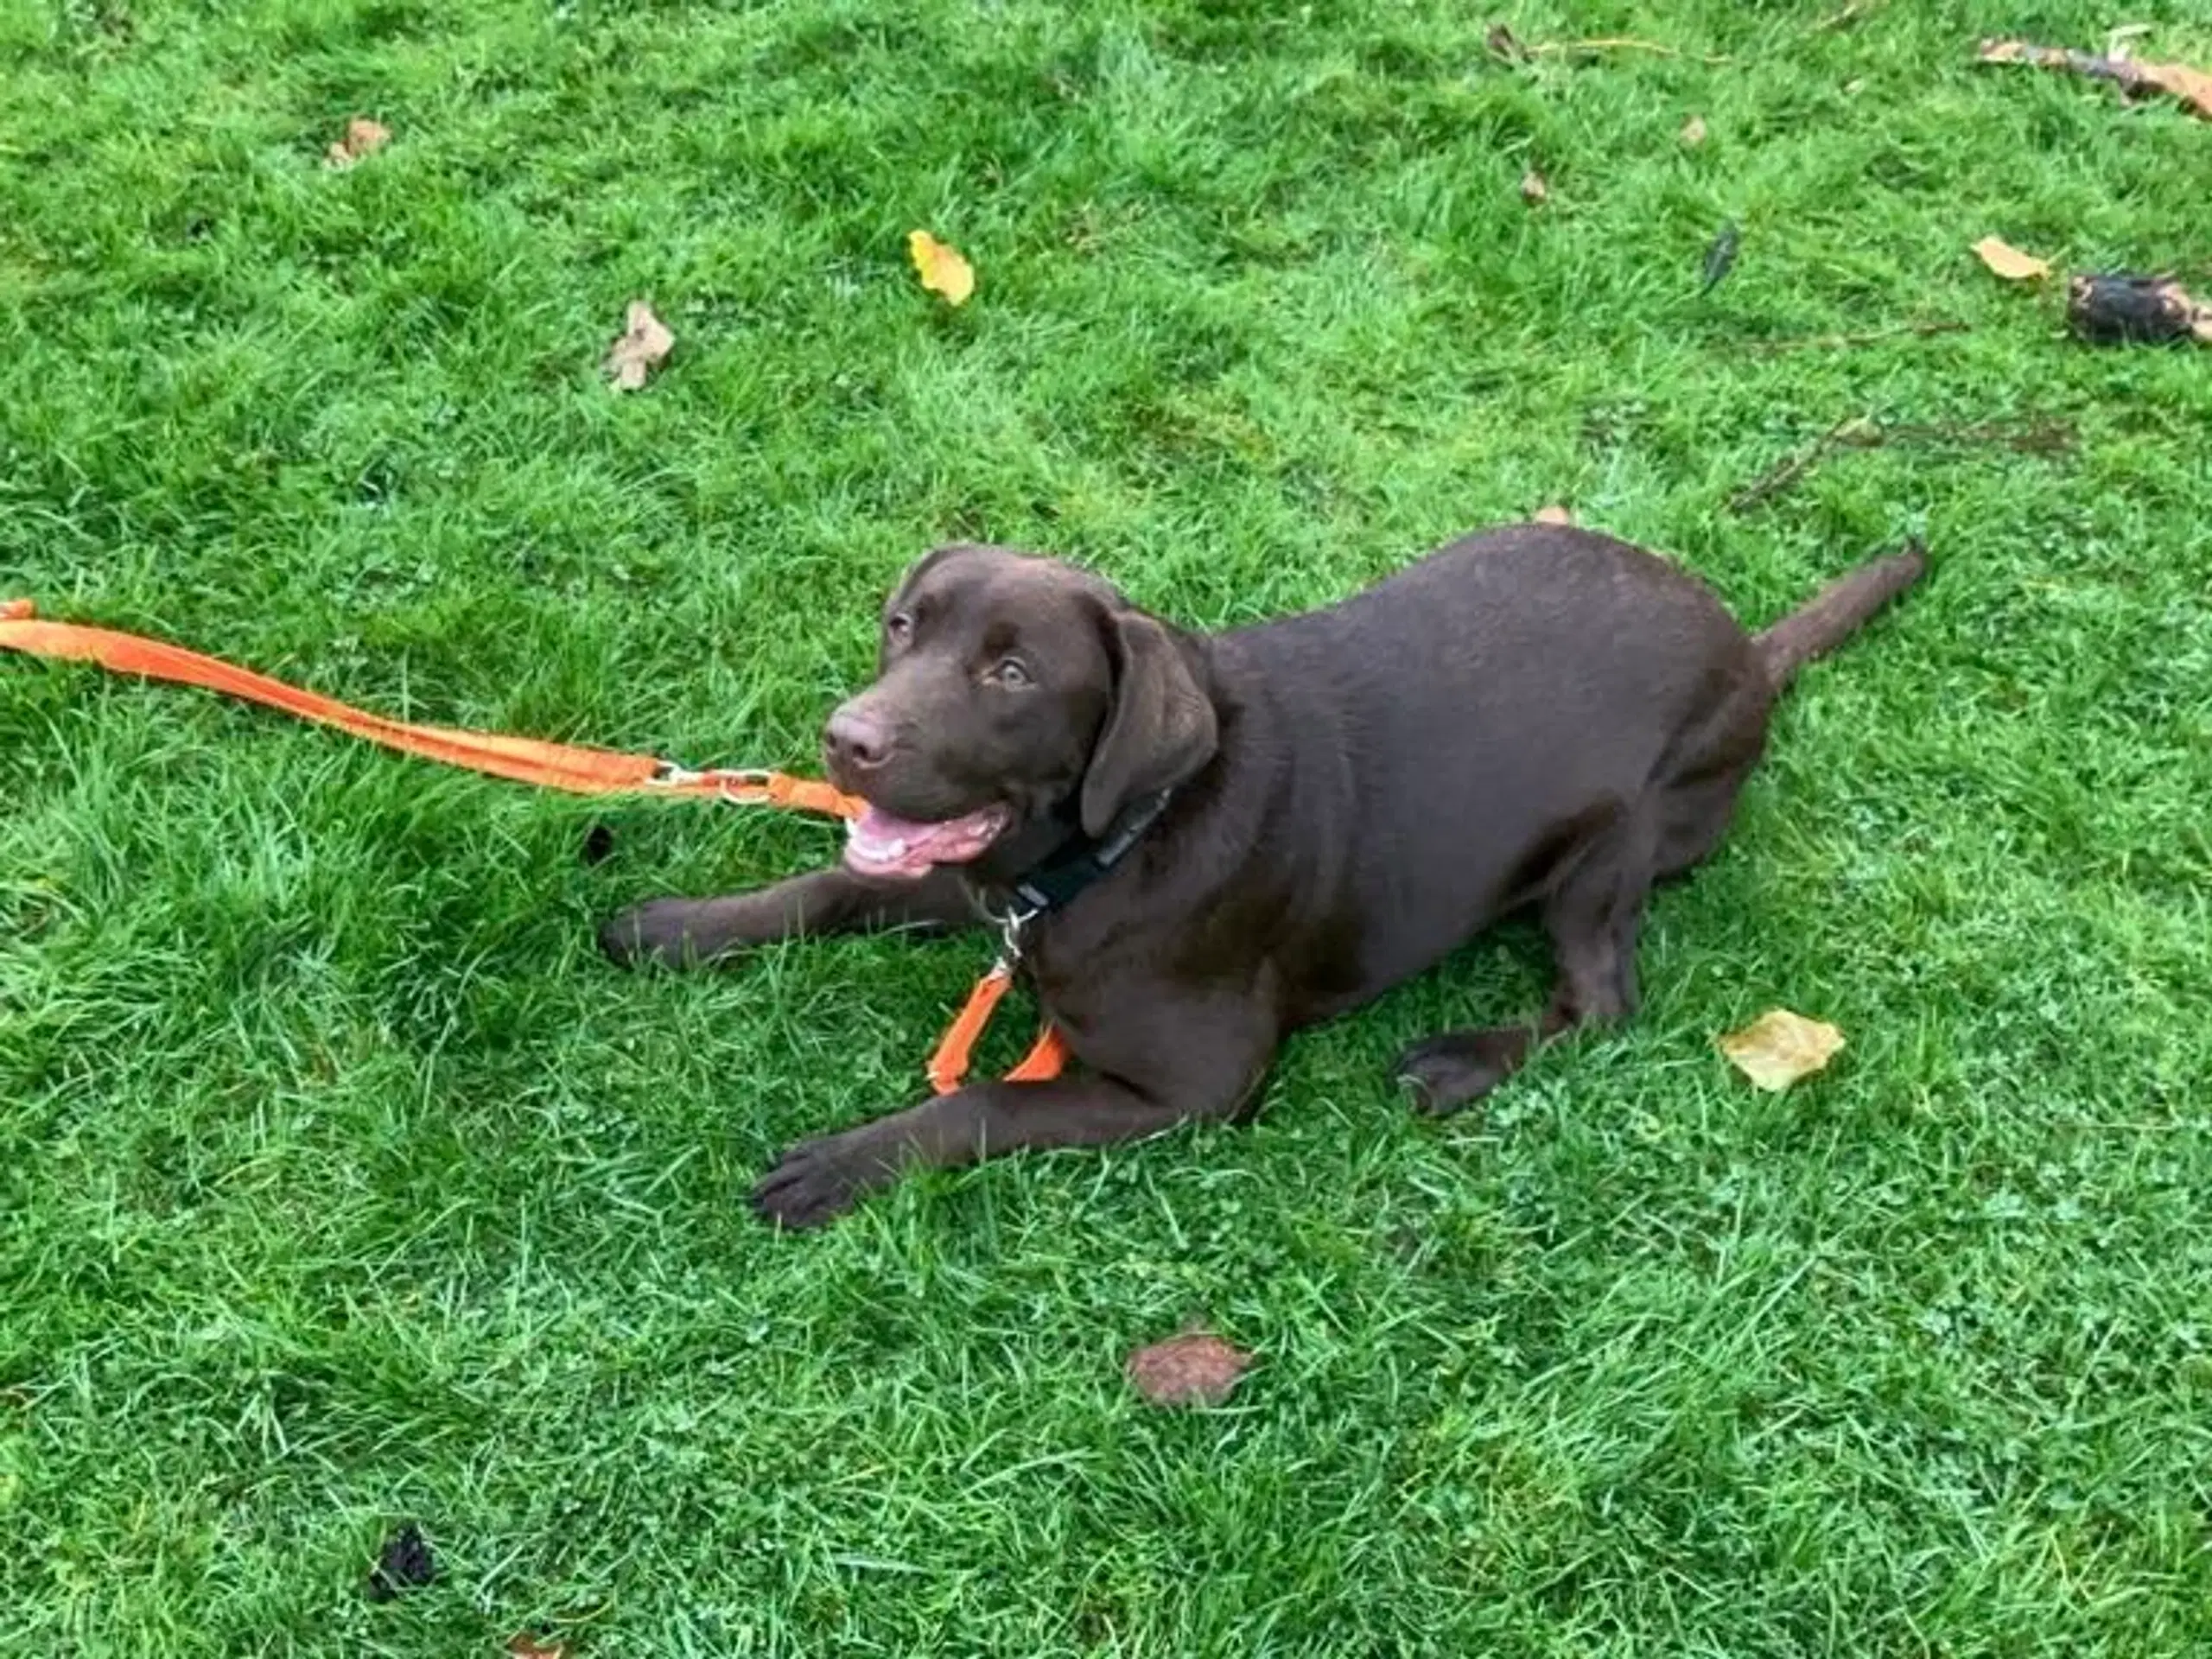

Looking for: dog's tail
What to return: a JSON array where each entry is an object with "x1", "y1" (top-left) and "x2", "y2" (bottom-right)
[{"x1": 1755, "y1": 539, "x2": 1928, "y2": 689}]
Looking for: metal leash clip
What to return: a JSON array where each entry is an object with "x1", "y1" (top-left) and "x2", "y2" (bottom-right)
[{"x1": 994, "y1": 901, "x2": 1040, "y2": 964}]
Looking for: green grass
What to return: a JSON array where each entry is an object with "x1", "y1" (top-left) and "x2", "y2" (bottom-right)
[{"x1": 4, "y1": 0, "x2": 2211, "y2": 1651}]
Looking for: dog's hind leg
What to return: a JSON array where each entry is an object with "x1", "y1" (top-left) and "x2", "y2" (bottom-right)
[{"x1": 1395, "y1": 801, "x2": 1658, "y2": 1116}]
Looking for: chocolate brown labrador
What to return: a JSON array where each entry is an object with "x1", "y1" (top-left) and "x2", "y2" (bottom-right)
[{"x1": 602, "y1": 524, "x2": 1925, "y2": 1229}]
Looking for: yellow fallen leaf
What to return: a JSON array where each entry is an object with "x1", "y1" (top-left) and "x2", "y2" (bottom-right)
[
  {"x1": 1972, "y1": 236, "x2": 2050, "y2": 282},
  {"x1": 604, "y1": 300, "x2": 674, "y2": 391},
  {"x1": 324, "y1": 117, "x2": 391, "y2": 169},
  {"x1": 1533, "y1": 504, "x2": 1574, "y2": 525},
  {"x1": 1680, "y1": 114, "x2": 1708, "y2": 146},
  {"x1": 1719, "y1": 1009, "x2": 1846, "y2": 1091},
  {"x1": 908, "y1": 230, "x2": 975, "y2": 306}
]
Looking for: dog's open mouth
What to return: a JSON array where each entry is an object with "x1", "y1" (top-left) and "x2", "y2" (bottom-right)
[{"x1": 843, "y1": 802, "x2": 1011, "y2": 880}]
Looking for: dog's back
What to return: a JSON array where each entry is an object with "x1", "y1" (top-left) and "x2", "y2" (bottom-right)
[{"x1": 1217, "y1": 524, "x2": 1768, "y2": 999}]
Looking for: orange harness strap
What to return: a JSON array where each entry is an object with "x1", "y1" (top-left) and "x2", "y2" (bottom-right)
[
  {"x1": 0, "y1": 597, "x2": 1065, "y2": 1090},
  {"x1": 925, "y1": 962, "x2": 1071, "y2": 1095}
]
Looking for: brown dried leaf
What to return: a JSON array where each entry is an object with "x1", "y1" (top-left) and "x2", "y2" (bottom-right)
[
  {"x1": 324, "y1": 117, "x2": 391, "y2": 169},
  {"x1": 505, "y1": 1637, "x2": 567, "y2": 1659},
  {"x1": 1519, "y1": 168, "x2": 1549, "y2": 206},
  {"x1": 1977, "y1": 38, "x2": 2211, "y2": 120},
  {"x1": 1719, "y1": 1009, "x2": 1845, "y2": 1091},
  {"x1": 1680, "y1": 114, "x2": 1708, "y2": 146},
  {"x1": 1533, "y1": 504, "x2": 1574, "y2": 525},
  {"x1": 604, "y1": 301, "x2": 674, "y2": 391},
  {"x1": 1972, "y1": 237, "x2": 2050, "y2": 283},
  {"x1": 2141, "y1": 59, "x2": 2212, "y2": 118},
  {"x1": 1126, "y1": 1330, "x2": 1250, "y2": 1408},
  {"x1": 907, "y1": 230, "x2": 975, "y2": 306}
]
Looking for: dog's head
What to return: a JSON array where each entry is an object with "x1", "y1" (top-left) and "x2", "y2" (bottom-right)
[{"x1": 823, "y1": 544, "x2": 1217, "y2": 881}]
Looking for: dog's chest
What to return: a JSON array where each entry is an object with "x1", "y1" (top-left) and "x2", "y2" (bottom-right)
[{"x1": 1012, "y1": 909, "x2": 1140, "y2": 1046}]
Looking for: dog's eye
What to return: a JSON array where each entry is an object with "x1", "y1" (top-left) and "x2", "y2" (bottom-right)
[
  {"x1": 885, "y1": 613, "x2": 914, "y2": 645},
  {"x1": 989, "y1": 658, "x2": 1032, "y2": 688}
]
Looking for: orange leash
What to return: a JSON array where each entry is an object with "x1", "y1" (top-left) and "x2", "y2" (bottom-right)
[
  {"x1": 0, "y1": 599, "x2": 861, "y2": 815},
  {"x1": 0, "y1": 597, "x2": 1065, "y2": 1090}
]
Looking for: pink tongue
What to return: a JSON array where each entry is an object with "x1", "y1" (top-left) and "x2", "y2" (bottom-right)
[{"x1": 843, "y1": 803, "x2": 1006, "y2": 878}]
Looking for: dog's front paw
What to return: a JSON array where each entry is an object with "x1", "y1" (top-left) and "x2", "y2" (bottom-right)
[
  {"x1": 597, "y1": 900, "x2": 709, "y2": 970},
  {"x1": 751, "y1": 1126, "x2": 899, "y2": 1230}
]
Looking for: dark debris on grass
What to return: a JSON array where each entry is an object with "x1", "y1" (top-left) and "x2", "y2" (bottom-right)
[{"x1": 365, "y1": 1522, "x2": 436, "y2": 1603}]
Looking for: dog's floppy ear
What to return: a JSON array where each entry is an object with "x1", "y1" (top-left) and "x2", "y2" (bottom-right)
[{"x1": 1081, "y1": 610, "x2": 1217, "y2": 836}]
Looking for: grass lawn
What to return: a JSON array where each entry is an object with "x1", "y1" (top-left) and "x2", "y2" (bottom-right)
[{"x1": 4, "y1": 0, "x2": 2211, "y2": 1651}]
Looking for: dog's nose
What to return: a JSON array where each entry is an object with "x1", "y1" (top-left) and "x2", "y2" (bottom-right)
[{"x1": 823, "y1": 706, "x2": 893, "y2": 771}]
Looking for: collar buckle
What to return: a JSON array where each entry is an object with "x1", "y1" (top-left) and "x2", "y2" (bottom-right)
[{"x1": 999, "y1": 787, "x2": 1178, "y2": 921}]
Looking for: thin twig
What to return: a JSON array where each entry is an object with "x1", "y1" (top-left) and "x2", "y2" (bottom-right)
[
  {"x1": 1739, "y1": 319, "x2": 1970, "y2": 354},
  {"x1": 1884, "y1": 418, "x2": 2077, "y2": 454},
  {"x1": 1529, "y1": 37, "x2": 1734, "y2": 66},
  {"x1": 1815, "y1": 0, "x2": 1883, "y2": 32},
  {"x1": 1727, "y1": 419, "x2": 1870, "y2": 513},
  {"x1": 1977, "y1": 39, "x2": 2212, "y2": 122},
  {"x1": 1727, "y1": 415, "x2": 2075, "y2": 512}
]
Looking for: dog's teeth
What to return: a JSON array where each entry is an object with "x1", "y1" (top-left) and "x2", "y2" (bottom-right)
[{"x1": 888, "y1": 840, "x2": 907, "y2": 857}]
